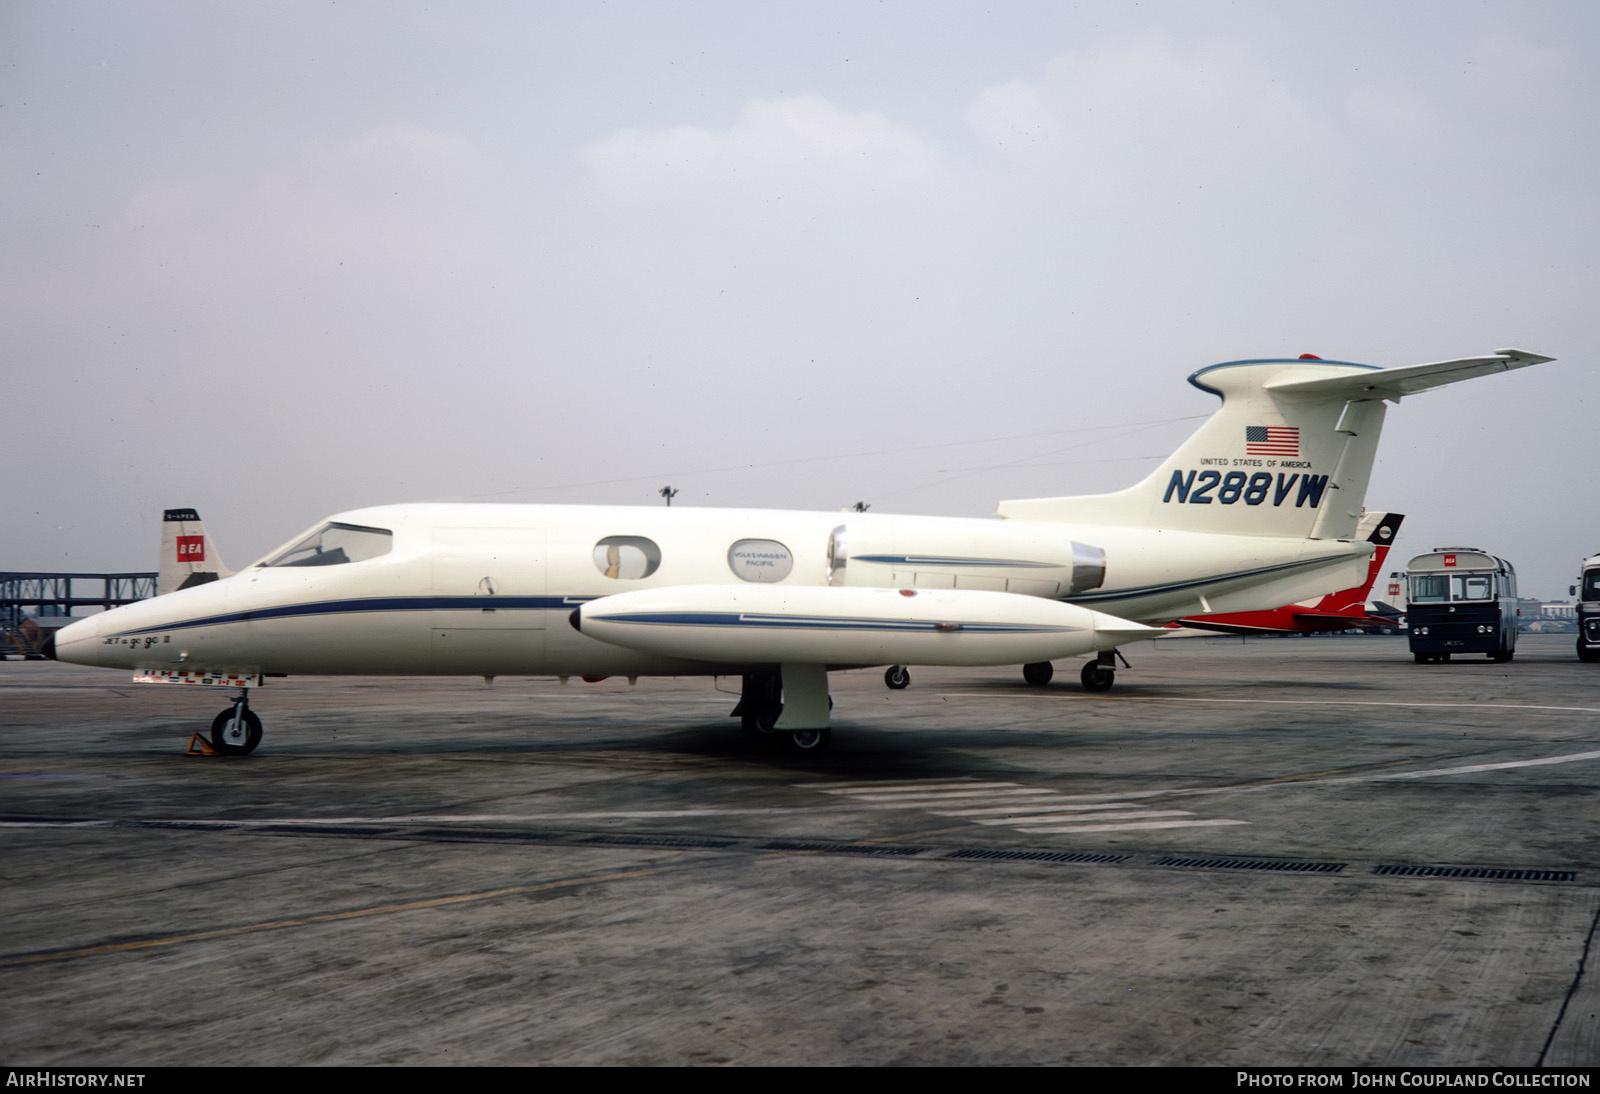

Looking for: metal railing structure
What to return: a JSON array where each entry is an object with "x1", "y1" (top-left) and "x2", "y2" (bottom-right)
[{"x1": 0, "y1": 572, "x2": 157, "y2": 656}]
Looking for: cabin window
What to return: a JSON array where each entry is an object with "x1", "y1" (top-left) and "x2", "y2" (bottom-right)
[
  {"x1": 593, "y1": 536, "x2": 661, "y2": 580},
  {"x1": 728, "y1": 539, "x2": 793, "y2": 583},
  {"x1": 264, "y1": 522, "x2": 393, "y2": 568}
]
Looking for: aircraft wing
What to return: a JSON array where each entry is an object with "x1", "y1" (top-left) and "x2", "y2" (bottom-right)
[{"x1": 1265, "y1": 348, "x2": 1554, "y2": 401}]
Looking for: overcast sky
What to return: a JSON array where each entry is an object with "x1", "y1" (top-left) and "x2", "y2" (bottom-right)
[{"x1": 4, "y1": 1, "x2": 1594, "y2": 598}]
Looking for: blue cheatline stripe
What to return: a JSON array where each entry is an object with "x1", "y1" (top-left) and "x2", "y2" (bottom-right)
[
  {"x1": 1066, "y1": 555, "x2": 1352, "y2": 606},
  {"x1": 852, "y1": 554, "x2": 1059, "y2": 569},
  {"x1": 588, "y1": 611, "x2": 1077, "y2": 635},
  {"x1": 103, "y1": 553, "x2": 1350, "y2": 638},
  {"x1": 105, "y1": 595, "x2": 598, "y2": 639}
]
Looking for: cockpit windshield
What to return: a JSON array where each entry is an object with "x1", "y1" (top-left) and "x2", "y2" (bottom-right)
[{"x1": 262, "y1": 522, "x2": 393, "y2": 568}]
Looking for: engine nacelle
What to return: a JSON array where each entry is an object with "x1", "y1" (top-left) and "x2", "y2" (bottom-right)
[{"x1": 827, "y1": 519, "x2": 1105, "y2": 598}]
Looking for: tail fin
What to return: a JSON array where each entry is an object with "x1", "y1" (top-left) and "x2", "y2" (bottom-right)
[
  {"x1": 998, "y1": 349, "x2": 1552, "y2": 539},
  {"x1": 1307, "y1": 511, "x2": 1404, "y2": 615},
  {"x1": 158, "y1": 508, "x2": 232, "y2": 595}
]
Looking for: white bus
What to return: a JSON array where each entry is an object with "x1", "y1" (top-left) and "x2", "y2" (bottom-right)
[{"x1": 1405, "y1": 548, "x2": 1517, "y2": 664}]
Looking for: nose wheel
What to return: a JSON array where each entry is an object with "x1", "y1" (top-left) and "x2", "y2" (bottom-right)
[{"x1": 211, "y1": 692, "x2": 262, "y2": 755}]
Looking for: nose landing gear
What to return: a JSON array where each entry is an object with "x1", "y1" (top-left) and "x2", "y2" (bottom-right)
[{"x1": 210, "y1": 690, "x2": 262, "y2": 755}]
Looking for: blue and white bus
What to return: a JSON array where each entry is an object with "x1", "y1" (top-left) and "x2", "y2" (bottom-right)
[{"x1": 1405, "y1": 548, "x2": 1517, "y2": 663}]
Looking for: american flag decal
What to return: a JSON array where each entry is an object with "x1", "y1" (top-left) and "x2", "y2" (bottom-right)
[{"x1": 1246, "y1": 425, "x2": 1299, "y2": 456}]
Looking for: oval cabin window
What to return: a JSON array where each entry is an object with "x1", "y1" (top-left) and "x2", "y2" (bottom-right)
[
  {"x1": 593, "y1": 536, "x2": 661, "y2": 580},
  {"x1": 728, "y1": 539, "x2": 794, "y2": 583}
]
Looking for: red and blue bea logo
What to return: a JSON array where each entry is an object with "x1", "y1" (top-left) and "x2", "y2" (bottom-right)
[{"x1": 177, "y1": 536, "x2": 205, "y2": 562}]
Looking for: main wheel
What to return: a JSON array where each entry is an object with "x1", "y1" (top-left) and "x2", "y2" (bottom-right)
[
  {"x1": 1080, "y1": 662, "x2": 1115, "y2": 692},
  {"x1": 741, "y1": 705, "x2": 780, "y2": 738},
  {"x1": 884, "y1": 665, "x2": 911, "y2": 690},
  {"x1": 780, "y1": 727, "x2": 832, "y2": 755},
  {"x1": 211, "y1": 708, "x2": 262, "y2": 755},
  {"x1": 1022, "y1": 661, "x2": 1054, "y2": 687}
]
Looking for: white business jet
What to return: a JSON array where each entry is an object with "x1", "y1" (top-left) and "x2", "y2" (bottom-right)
[{"x1": 49, "y1": 349, "x2": 1551, "y2": 756}]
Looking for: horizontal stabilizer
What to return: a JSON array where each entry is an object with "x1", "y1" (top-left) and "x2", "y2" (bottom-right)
[
  {"x1": 1264, "y1": 349, "x2": 1554, "y2": 401},
  {"x1": 999, "y1": 350, "x2": 1550, "y2": 541}
]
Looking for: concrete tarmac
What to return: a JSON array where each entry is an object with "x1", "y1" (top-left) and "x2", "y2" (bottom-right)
[{"x1": 1, "y1": 634, "x2": 1596, "y2": 1066}]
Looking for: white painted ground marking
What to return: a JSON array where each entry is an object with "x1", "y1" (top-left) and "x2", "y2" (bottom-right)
[
  {"x1": 1143, "y1": 697, "x2": 1600, "y2": 715},
  {"x1": 974, "y1": 809, "x2": 1195, "y2": 826},
  {"x1": 147, "y1": 808, "x2": 871, "y2": 825},
  {"x1": 848, "y1": 788, "x2": 1064, "y2": 803},
  {"x1": 1314, "y1": 749, "x2": 1600, "y2": 785},
  {"x1": 814, "y1": 781, "x2": 1022, "y2": 797},
  {"x1": 927, "y1": 799, "x2": 1092, "y2": 817},
  {"x1": 801, "y1": 779, "x2": 1249, "y2": 832},
  {"x1": 934, "y1": 693, "x2": 1600, "y2": 716},
  {"x1": 1138, "y1": 748, "x2": 1600, "y2": 800},
  {"x1": 794, "y1": 778, "x2": 980, "y2": 790},
  {"x1": 858, "y1": 797, "x2": 1068, "y2": 812},
  {"x1": 1017, "y1": 790, "x2": 1177, "y2": 802},
  {"x1": 1017, "y1": 819, "x2": 1249, "y2": 834},
  {"x1": 947, "y1": 802, "x2": 1164, "y2": 818}
]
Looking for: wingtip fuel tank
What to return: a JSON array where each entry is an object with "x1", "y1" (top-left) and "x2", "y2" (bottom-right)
[{"x1": 574, "y1": 584, "x2": 1160, "y2": 667}]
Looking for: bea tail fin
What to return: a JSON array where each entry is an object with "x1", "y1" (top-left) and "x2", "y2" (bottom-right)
[
  {"x1": 158, "y1": 508, "x2": 232, "y2": 596},
  {"x1": 1307, "y1": 511, "x2": 1404, "y2": 615}
]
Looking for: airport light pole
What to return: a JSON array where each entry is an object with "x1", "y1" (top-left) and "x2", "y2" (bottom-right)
[{"x1": 659, "y1": 486, "x2": 679, "y2": 507}]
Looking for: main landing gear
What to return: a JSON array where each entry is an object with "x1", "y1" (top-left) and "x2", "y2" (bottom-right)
[
  {"x1": 1080, "y1": 658, "x2": 1116, "y2": 692},
  {"x1": 210, "y1": 689, "x2": 262, "y2": 755},
  {"x1": 1020, "y1": 650, "x2": 1129, "y2": 692},
  {"x1": 731, "y1": 666, "x2": 833, "y2": 755}
]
